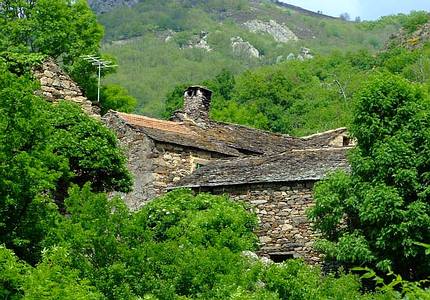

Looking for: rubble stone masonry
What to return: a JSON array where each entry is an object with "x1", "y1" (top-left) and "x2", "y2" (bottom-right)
[
  {"x1": 202, "y1": 181, "x2": 321, "y2": 264},
  {"x1": 33, "y1": 59, "x2": 99, "y2": 117},
  {"x1": 104, "y1": 113, "x2": 229, "y2": 210}
]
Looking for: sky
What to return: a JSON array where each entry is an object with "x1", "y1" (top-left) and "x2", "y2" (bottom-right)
[{"x1": 280, "y1": 0, "x2": 430, "y2": 20}]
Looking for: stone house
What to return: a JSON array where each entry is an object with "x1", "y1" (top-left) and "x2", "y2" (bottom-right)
[
  {"x1": 103, "y1": 85, "x2": 353, "y2": 262},
  {"x1": 103, "y1": 86, "x2": 351, "y2": 206},
  {"x1": 34, "y1": 60, "x2": 352, "y2": 263},
  {"x1": 174, "y1": 148, "x2": 349, "y2": 263}
]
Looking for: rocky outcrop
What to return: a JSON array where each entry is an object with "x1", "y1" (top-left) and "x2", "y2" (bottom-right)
[
  {"x1": 231, "y1": 37, "x2": 260, "y2": 59},
  {"x1": 183, "y1": 31, "x2": 212, "y2": 52},
  {"x1": 87, "y1": 0, "x2": 138, "y2": 14},
  {"x1": 33, "y1": 59, "x2": 99, "y2": 117},
  {"x1": 244, "y1": 19, "x2": 298, "y2": 43},
  {"x1": 283, "y1": 47, "x2": 314, "y2": 62},
  {"x1": 387, "y1": 20, "x2": 430, "y2": 50}
]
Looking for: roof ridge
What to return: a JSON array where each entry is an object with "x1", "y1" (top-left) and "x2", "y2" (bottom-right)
[{"x1": 300, "y1": 127, "x2": 347, "y2": 139}]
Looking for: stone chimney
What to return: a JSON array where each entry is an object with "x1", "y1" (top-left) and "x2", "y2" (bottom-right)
[{"x1": 183, "y1": 86, "x2": 212, "y2": 122}]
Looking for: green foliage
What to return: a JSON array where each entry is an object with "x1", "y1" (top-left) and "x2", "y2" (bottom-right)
[
  {"x1": 0, "y1": 0, "x2": 102, "y2": 59},
  {"x1": 399, "y1": 11, "x2": 430, "y2": 33},
  {"x1": 164, "y1": 52, "x2": 366, "y2": 135},
  {"x1": 48, "y1": 101, "x2": 133, "y2": 195},
  {"x1": 310, "y1": 73, "x2": 430, "y2": 280},
  {"x1": 0, "y1": 65, "x2": 131, "y2": 263},
  {"x1": 0, "y1": 246, "x2": 27, "y2": 299},
  {"x1": 0, "y1": 0, "x2": 104, "y2": 100},
  {"x1": 42, "y1": 188, "x2": 258, "y2": 299},
  {"x1": 40, "y1": 187, "x2": 405, "y2": 299},
  {"x1": 99, "y1": 84, "x2": 138, "y2": 115},
  {"x1": 99, "y1": 0, "x2": 401, "y2": 117},
  {"x1": 353, "y1": 266, "x2": 430, "y2": 299},
  {"x1": 0, "y1": 245, "x2": 103, "y2": 299},
  {"x1": 138, "y1": 189, "x2": 258, "y2": 251},
  {"x1": 0, "y1": 66, "x2": 63, "y2": 264},
  {"x1": 23, "y1": 247, "x2": 103, "y2": 299}
]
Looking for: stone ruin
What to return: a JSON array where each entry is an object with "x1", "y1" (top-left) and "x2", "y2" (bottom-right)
[{"x1": 33, "y1": 58, "x2": 100, "y2": 117}]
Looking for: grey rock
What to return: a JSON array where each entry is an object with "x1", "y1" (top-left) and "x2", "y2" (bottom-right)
[
  {"x1": 230, "y1": 36, "x2": 260, "y2": 58},
  {"x1": 244, "y1": 19, "x2": 298, "y2": 43}
]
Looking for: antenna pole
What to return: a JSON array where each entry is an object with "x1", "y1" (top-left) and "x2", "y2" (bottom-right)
[
  {"x1": 81, "y1": 55, "x2": 118, "y2": 103},
  {"x1": 97, "y1": 63, "x2": 101, "y2": 103}
]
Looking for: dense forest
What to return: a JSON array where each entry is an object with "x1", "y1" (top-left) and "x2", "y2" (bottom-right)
[{"x1": 0, "y1": 0, "x2": 429, "y2": 299}]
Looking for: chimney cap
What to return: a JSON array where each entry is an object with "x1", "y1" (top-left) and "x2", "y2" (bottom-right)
[{"x1": 184, "y1": 85, "x2": 213, "y2": 98}]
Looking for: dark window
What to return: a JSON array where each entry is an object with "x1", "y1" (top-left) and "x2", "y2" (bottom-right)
[
  {"x1": 342, "y1": 136, "x2": 351, "y2": 146},
  {"x1": 269, "y1": 253, "x2": 294, "y2": 263}
]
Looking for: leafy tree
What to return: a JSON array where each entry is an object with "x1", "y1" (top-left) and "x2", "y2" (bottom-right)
[
  {"x1": 99, "y1": 84, "x2": 138, "y2": 115},
  {"x1": 0, "y1": 0, "x2": 102, "y2": 58},
  {"x1": 0, "y1": 246, "x2": 27, "y2": 299},
  {"x1": 44, "y1": 188, "x2": 259, "y2": 298},
  {"x1": 0, "y1": 65, "x2": 132, "y2": 263},
  {"x1": 0, "y1": 0, "x2": 105, "y2": 100},
  {"x1": 49, "y1": 101, "x2": 133, "y2": 196},
  {"x1": 309, "y1": 73, "x2": 430, "y2": 280}
]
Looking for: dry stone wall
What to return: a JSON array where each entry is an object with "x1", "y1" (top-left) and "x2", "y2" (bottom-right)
[
  {"x1": 33, "y1": 59, "x2": 99, "y2": 117},
  {"x1": 151, "y1": 142, "x2": 224, "y2": 195},
  {"x1": 202, "y1": 181, "x2": 321, "y2": 264},
  {"x1": 104, "y1": 115, "x2": 158, "y2": 210},
  {"x1": 104, "y1": 113, "x2": 230, "y2": 210}
]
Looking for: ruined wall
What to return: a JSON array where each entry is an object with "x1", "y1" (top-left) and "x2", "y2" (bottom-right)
[
  {"x1": 201, "y1": 181, "x2": 321, "y2": 264},
  {"x1": 33, "y1": 59, "x2": 99, "y2": 117}
]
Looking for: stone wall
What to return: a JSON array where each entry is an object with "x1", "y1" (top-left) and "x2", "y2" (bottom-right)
[
  {"x1": 104, "y1": 112, "x2": 230, "y2": 210},
  {"x1": 105, "y1": 116, "x2": 158, "y2": 210},
  {"x1": 151, "y1": 142, "x2": 227, "y2": 198},
  {"x1": 33, "y1": 59, "x2": 99, "y2": 117},
  {"x1": 199, "y1": 181, "x2": 321, "y2": 264}
]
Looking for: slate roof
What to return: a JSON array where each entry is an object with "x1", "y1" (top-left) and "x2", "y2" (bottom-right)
[
  {"x1": 106, "y1": 111, "x2": 348, "y2": 156},
  {"x1": 174, "y1": 148, "x2": 351, "y2": 188}
]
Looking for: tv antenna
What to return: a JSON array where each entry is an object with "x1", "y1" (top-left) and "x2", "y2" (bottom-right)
[{"x1": 81, "y1": 55, "x2": 118, "y2": 102}]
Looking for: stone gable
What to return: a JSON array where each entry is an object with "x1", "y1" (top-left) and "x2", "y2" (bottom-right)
[{"x1": 33, "y1": 58, "x2": 100, "y2": 117}]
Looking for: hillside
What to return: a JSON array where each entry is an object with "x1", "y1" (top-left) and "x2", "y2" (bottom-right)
[{"x1": 95, "y1": 0, "x2": 402, "y2": 117}]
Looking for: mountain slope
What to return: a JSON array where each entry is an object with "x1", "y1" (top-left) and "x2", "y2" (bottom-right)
[{"x1": 95, "y1": 0, "x2": 402, "y2": 116}]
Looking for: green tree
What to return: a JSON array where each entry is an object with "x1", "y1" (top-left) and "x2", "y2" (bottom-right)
[
  {"x1": 0, "y1": 0, "x2": 104, "y2": 100},
  {"x1": 0, "y1": 0, "x2": 102, "y2": 61},
  {"x1": 0, "y1": 65, "x2": 132, "y2": 264},
  {"x1": 100, "y1": 84, "x2": 138, "y2": 115},
  {"x1": 309, "y1": 73, "x2": 430, "y2": 280}
]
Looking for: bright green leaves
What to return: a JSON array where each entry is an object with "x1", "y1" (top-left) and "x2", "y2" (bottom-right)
[
  {"x1": 310, "y1": 73, "x2": 430, "y2": 279},
  {"x1": 0, "y1": 65, "x2": 132, "y2": 264},
  {"x1": 99, "y1": 84, "x2": 137, "y2": 115},
  {"x1": 41, "y1": 188, "x2": 259, "y2": 299},
  {"x1": 0, "y1": 246, "x2": 103, "y2": 300},
  {"x1": 137, "y1": 189, "x2": 258, "y2": 251},
  {"x1": 0, "y1": 0, "x2": 103, "y2": 60},
  {"x1": 48, "y1": 101, "x2": 133, "y2": 194}
]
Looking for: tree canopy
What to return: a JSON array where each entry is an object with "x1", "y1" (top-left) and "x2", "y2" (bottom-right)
[
  {"x1": 309, "y1": 73, "x2": 430, "y2": 280},
  {"x1": 0, "y1": 64, "x2": 132, "y2": 264}
]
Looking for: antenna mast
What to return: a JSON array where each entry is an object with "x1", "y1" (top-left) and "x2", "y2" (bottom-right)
[{"x1": 81, "y1": 55, "x2": 117, "y2": 102}]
